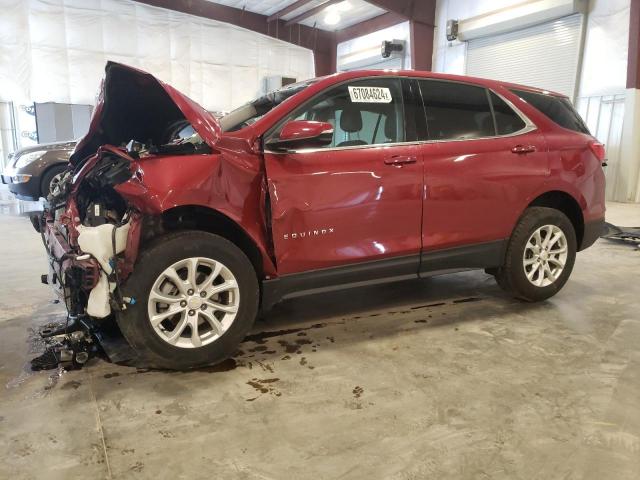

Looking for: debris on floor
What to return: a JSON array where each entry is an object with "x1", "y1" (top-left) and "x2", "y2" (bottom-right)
[
  {"x1": 30, "y1": 349, "x2": 61, "y2": 371},
  {"x1": 29, "y1": 316, "x2": 117, "y2": 371},
  {"x1": 601, "y1": 222, "x2": 640, "y2": 248}
]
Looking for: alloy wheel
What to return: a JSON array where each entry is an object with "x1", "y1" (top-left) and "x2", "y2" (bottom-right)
[
  {"x1": 523, "y1": 224, "x2": 568, "y2": 287},
  {"x1": 49, "y1": 171, "x2": 65, "y2": 196},
  {"x1": 147, "y1": 257, "x2": 240, "y2": 348}
]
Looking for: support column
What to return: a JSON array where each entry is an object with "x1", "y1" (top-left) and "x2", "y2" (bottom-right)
[
  {"x1": 313, "y1": 36, "x2": 337, "y2": 76},
  {"x1": 621, "y1": 0, "x2": 640, "y2": 202},
  {"x1": 410, "y1": 20, "x2": 435, "y2": 71},
  {"x1": 627, "y1": 0, "x2": 640, "y2": 90}
]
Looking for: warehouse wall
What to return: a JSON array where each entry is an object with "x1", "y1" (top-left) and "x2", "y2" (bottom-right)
[
  {"x1": 0, "y1": 0, "x2": 315, "y2": 113},
  {"x1": 579, "y1": 0, "x2": 630, "y2": 97},
  {"x1": 578, "y1": 0, "x2": 632, "y2": 201},
  {"x1": 336, "y1": 22, "x2": 412, "y2": 71},
  {"x1": 433, "y1": 0, "x2": 629, "y2": 98}
]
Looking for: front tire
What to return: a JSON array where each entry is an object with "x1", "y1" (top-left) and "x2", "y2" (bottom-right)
[
  {"x1": 40, "y1": 165, "x2": 67, "y2": 199},
  {"x1": 116, "y1": 231, "x2": 259, "y2": 369},
  {"x1": 495, "y1": 207, "x2": 576, "y2": 302}
]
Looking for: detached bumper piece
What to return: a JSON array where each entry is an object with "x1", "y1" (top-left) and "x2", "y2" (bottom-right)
[
  {"x1": 30, "y1": 349, "x2": 61, "y2": 371},
  {"x1": 30, "y1": 315, "x2": 141, "y2": 371},
  {"x1": 601, "y1": 222, "x2": 640, "y2": 249},
  {"x1": 30, "y1": 316, "x2": 100, "y2": 371}
]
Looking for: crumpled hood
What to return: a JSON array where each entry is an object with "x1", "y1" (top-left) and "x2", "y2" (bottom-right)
[
  {"x1": 70, "y1": 62, "x2": 220, "y2": 165},
  {"x1": 14, "y1": 140, "x2": 77, "y2": 157}
]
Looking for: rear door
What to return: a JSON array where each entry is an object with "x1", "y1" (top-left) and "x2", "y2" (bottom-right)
[
  {"x1": 263, "y1": 77, "x2": 424, "y2": 275},
  {"x1": 416, "y1": 80, "x2": 549, "y2": 263}
]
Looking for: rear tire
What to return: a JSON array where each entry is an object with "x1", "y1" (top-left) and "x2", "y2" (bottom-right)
[
  {"x1": 495, "y1": 207, "x2": 576, "y2": 302},
  {"x1": 116, "y1": 231, "x2": 259, "y2": 370}
]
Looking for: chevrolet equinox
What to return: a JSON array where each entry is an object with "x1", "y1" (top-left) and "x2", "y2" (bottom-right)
[{"x1": 35, "y1": 62, "x2": 606, "y2": 369}]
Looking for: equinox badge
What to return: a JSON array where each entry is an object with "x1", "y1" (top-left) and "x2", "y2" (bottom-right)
[{"x1": 283, "y1": 228, "x2": 334, "y2": 240}]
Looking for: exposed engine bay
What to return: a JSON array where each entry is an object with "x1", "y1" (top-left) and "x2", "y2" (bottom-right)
[
  {"x1": 28, "y1": 61, "x2": 275, "y2": 371},
  {"x1": 30, "y1": 62, "x2": 222, "y2": 370},
  {"x1": 43, "y1": 124, "x2": 208, "y2": 314},
  {"x1": 30, "y1": 149, "x2": 141, "y2": 369},
  {"x1": 33, "y1": 147, "x2": 190, "y2": 368}
]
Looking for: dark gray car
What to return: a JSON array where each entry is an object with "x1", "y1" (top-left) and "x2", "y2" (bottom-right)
[{"x1": 1, "y1": 141, "x2": 75, "y2": 201}]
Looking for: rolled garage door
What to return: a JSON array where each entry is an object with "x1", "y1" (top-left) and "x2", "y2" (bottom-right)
[{"x1": 466, "y1": 14, "x2": 583, "y2": 99}]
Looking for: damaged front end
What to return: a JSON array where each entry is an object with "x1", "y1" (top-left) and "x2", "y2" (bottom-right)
[
  {"x1": 31, "y1": 61, "x2": 222, "y2": 369},
  {"x1": 31, "y1": 146, "x2": 144, "y2": 368},
  {"x1": 38, "y1": 145, "x2": 142, "y2": 319}
]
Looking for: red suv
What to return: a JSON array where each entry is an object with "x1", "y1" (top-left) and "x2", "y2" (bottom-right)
[{"x1": 37, "y1": 62, "x2": 605, "y2": 369}]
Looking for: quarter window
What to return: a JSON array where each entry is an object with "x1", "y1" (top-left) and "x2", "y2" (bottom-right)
[
  {"x1": 272, "y1": 78, "x2": 405, "y2": 148},
  {"x1": 511, "y1": 89, "x2": 589, "y2": 134}
]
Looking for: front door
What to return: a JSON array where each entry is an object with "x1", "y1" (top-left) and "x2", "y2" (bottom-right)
[{"x1": 263, "y1": 77, "x2": 424, "y2": 275}]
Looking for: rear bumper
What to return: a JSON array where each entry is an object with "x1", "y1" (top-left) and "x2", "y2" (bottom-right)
[{"x1": 580, "y1": 218, "x2": 605, "y2": 251}]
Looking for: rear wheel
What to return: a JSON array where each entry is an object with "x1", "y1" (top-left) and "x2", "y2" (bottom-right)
[
  {"x1": 116, "y1": 231, "x2": 259, "y2": 369},
  {"x1": 495, "y1": 207, "x2": 576, "y2": 302}
]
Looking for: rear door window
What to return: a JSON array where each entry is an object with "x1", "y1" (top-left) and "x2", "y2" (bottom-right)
[
  {"x1": 418, "y1": 80, "x2": 494, "y2": 141},
  {"x1": 510, "y1": 89, "x2": 589, "y2": 134}
]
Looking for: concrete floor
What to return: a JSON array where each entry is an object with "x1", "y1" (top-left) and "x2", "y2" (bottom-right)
[{"x1": 0, "y1": 197, "x2": 639, "y2": 480}]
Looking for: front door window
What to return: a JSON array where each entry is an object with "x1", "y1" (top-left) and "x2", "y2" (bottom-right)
[{"x1": 270, "y1": 78, "x2": 406, "y2": 148}]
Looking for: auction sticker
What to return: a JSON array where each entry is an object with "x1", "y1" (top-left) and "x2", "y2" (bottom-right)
[{"x1": 348, "y1": 86, "x2": 392, "y2": 103}]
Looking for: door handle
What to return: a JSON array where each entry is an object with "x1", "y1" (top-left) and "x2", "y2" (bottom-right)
[
  {"x1": 511, "y1": 145, "x2": 537, "y2": 155},
  {"x1": 384, "y1": 155, "x2": 417, "y2": 166}
]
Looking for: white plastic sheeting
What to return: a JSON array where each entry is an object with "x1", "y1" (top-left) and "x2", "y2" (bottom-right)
[
  {"x1": 578, "y1": 0, "x2": 629, "y2": 199},
  {"x1": 579, "y1": 0, "x2": 630, "y2": 97},
  {"x1": 0, "y1": 0, "x2": 315, "y2": 112},
  {"x1": 577, "y1": 94, "x2": 626, "y2": 200}
]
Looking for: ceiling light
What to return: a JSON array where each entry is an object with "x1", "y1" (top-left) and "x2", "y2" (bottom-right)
[
  {"x1": 336, "y1": 1, "x2": 352, "y2": 11},
  {"x1": 324, "y1": 11, "x2": 341, "y2": 25}
]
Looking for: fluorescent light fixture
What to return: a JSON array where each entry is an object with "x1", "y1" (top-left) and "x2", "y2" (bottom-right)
[
  {"x1": 324, "y1": 11, "x2": 341, "y2": 25},
  {"x1": 324, "y1": 1, "x2": 350, "y2": 25}
]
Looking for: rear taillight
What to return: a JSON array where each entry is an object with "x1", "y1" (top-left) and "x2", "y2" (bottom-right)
[{"x1": 589, "y1": 141, "x2": 606, "y2": 163}]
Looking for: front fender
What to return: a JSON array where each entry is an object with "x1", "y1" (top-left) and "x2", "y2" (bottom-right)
[{"x1": 114, "y1": 151, "x2": 276, "y2": 276}]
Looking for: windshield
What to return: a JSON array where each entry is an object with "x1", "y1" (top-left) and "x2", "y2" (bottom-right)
[{"x1": 220, "y1": 79, "x2": 317, "y2": 132}]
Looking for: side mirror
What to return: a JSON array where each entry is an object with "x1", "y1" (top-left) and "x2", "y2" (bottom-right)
[{"x1": 265, "y1": 120, "x2": 333, "y2": 152}]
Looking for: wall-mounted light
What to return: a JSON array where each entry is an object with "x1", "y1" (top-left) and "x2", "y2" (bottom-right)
[
  {"x1": 446, "y1": 19, "x2": 459, "y2": 41},
  {"x1": 381, "y1": 40, "x2": 404, "y2": 58}
]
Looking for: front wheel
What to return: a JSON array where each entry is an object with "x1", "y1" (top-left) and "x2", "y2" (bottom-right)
[
  {"x1": 495, "y1": 207, "x2": 577, "y2": 302},
  {"x1": 40, "y1": 165, "x2": 67, "y2": 199},
  {"x1": 116, "y1": 231, "x2": 259, "y2": 369}
]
